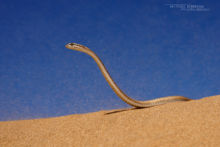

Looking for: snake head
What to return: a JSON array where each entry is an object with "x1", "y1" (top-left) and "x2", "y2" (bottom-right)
[{"x1": 65, "y1": 43, "x2": 92, "y2": 53}]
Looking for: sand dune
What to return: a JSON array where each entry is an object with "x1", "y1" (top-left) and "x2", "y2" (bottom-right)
[{"x1": 0, "y1": 95, "x2": 220, "y2": 146}]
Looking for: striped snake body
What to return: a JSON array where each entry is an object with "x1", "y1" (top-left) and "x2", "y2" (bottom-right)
[{"x1": 65, "y1": 43, "x2": 191, "y2": 108}]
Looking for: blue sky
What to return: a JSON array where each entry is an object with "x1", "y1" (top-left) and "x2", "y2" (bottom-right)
[{"x1": 0, "y1": 0, "x2": 219, "y2": 121}]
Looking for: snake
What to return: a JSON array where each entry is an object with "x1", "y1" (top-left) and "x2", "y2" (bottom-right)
[{"x1": 65, "y1": 43, "x2": 192, "y2": 108}]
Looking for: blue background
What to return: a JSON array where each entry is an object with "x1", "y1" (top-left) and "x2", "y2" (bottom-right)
[{"x1": 0, "y1": 0, "x2": 219, "y2": 121}]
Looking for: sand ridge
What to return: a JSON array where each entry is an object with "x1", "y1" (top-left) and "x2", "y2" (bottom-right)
[{"x1": 0, "y1": 95, "x2": 220, "y2": 146}]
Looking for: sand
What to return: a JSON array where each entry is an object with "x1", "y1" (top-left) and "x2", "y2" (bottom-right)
[{"x1": 0, "y1": 95, "x2": 220, "y2": 146}]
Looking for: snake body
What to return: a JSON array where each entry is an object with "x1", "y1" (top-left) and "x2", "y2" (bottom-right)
[{"x1": 65, "y1": 43, "x2": 191, "y2": 108}]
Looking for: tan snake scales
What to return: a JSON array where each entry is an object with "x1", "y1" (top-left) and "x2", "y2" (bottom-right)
[{"x1": 65, "y1": 43, "x2": 192, "y2": 108}]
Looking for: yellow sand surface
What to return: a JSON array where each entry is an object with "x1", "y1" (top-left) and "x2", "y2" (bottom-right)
[{"x1": 1, "y1": 95, "x2": 220, "y2": 146}]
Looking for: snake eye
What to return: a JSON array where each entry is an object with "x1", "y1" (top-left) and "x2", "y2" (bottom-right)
[{"x1": 69, "y1": 43, "x2": 77, "y2": 46}]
